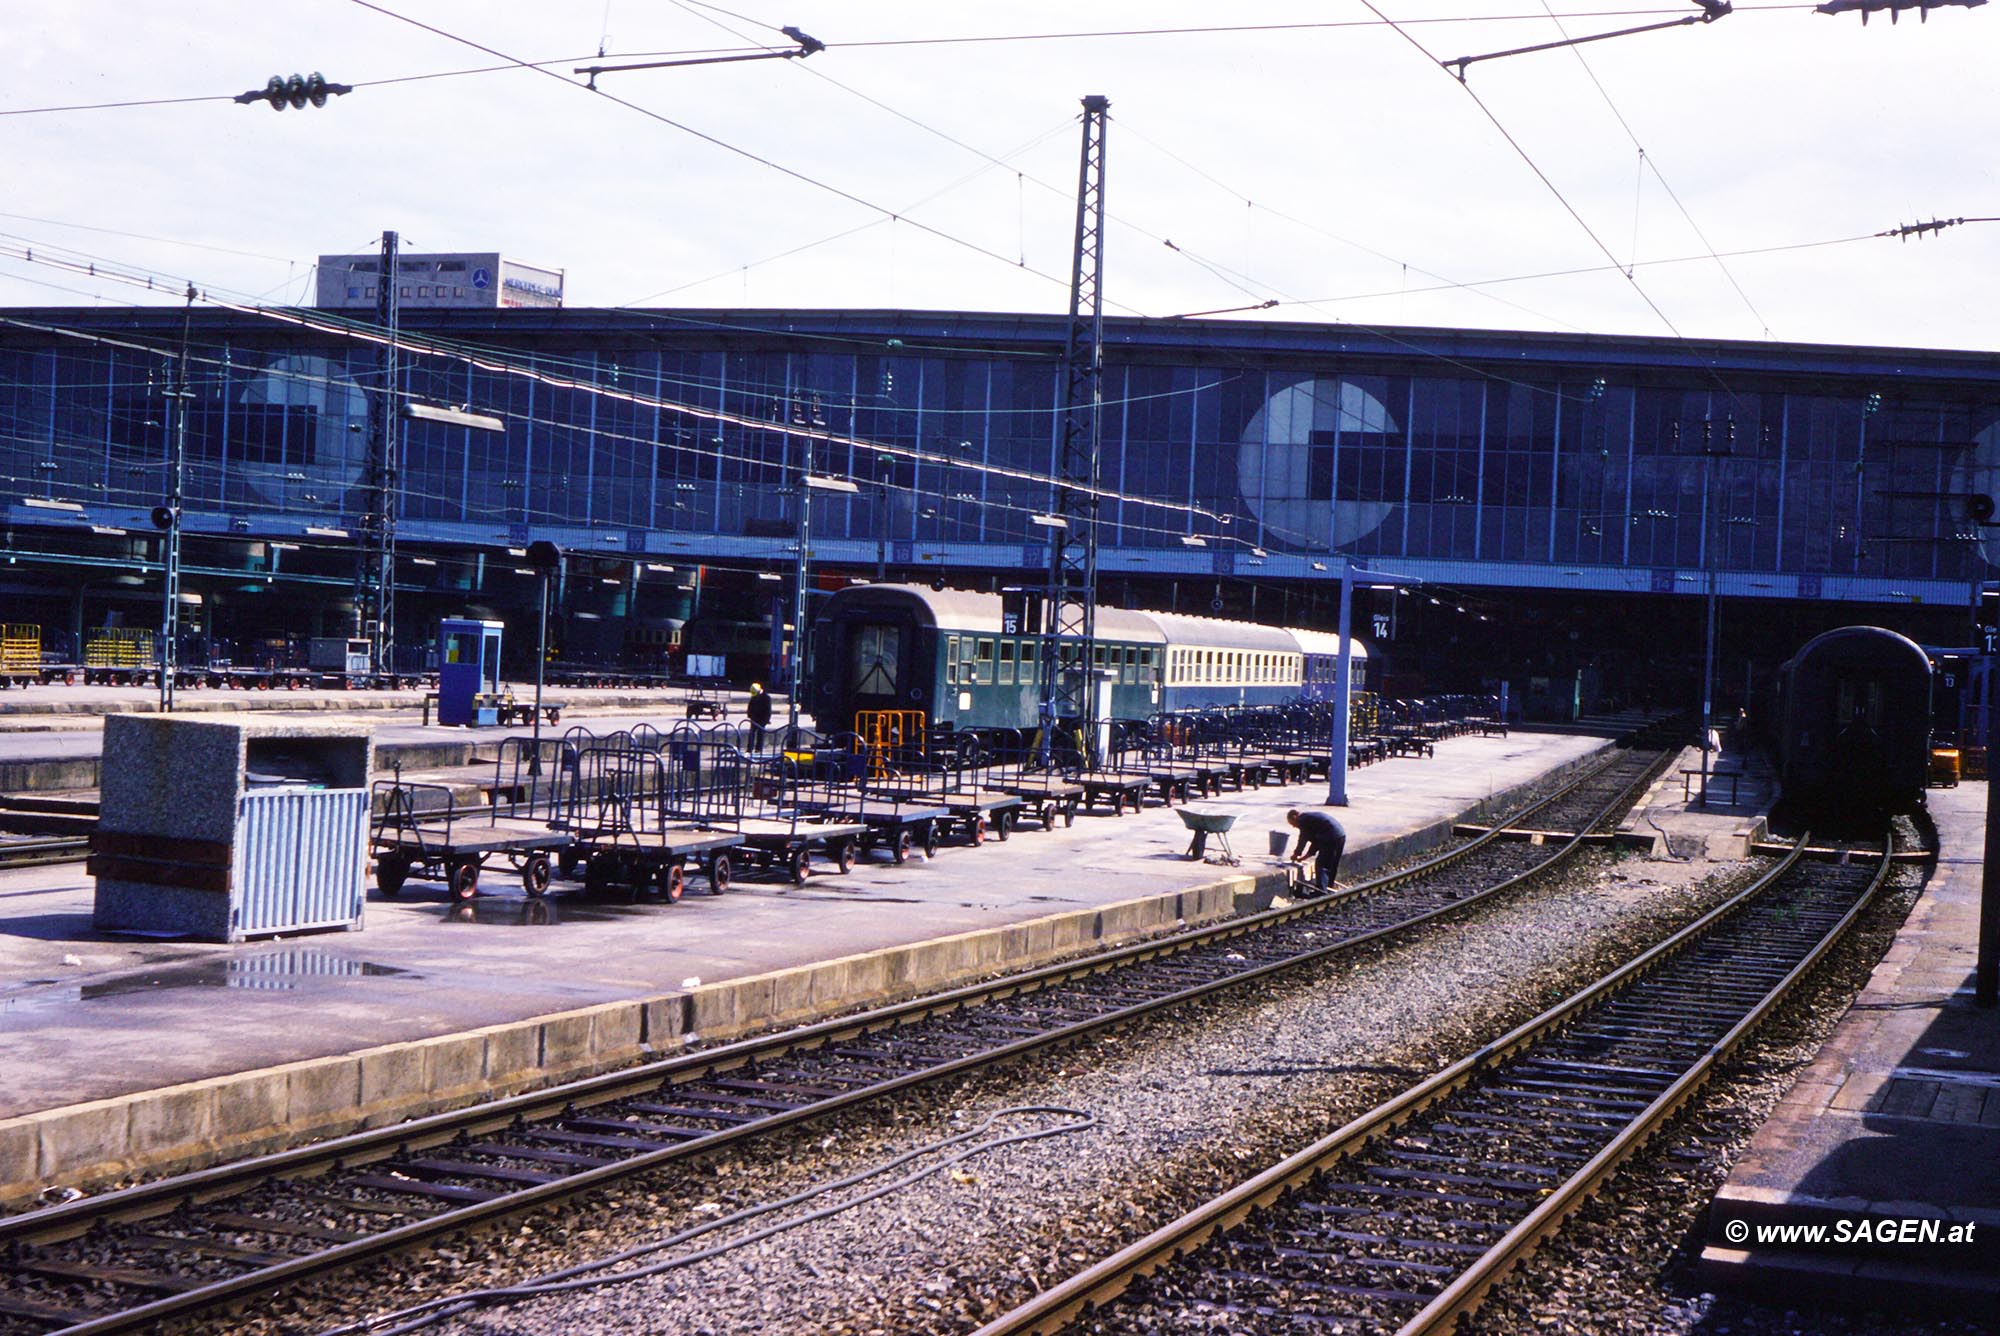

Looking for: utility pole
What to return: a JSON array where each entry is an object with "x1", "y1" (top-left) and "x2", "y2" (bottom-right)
[
  {"x1": 356, "y1": 229, "x2": 400, "y2": 680},
  {"x1": 1038, "y1": 95, "x2": 1109, "y2": 770},
  {"x1": 156, "y1": 284, "x2": 197, "y2": 712}
]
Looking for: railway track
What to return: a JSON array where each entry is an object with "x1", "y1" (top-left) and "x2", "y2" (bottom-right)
[
  {"x1": 969, "y1": 830, "x2": 1896, "y2": 1336},
  {"x1": 0, "y1": 745, "x2": 1667, "y2": 1336},
  {"x1": 0, "y1": 838, "x2": 88, "y2": 870}
]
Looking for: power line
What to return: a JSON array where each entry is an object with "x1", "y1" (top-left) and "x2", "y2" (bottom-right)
[
  {"x1": 346, "y1": 0, "x2": 1104, "y2": 312},
  {"x1": 1357, "y1": 0, "x2": 1688, "y2": 338},
  {"x1": 1533, "y1": 0, "x2": 1775, "y2": 337}
]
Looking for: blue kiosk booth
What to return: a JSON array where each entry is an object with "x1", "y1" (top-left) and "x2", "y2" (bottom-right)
[{"x1": 437, "y1": 618, "x2": 505, "y2": 726}]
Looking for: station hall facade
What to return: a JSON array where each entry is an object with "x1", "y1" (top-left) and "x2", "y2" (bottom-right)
[{"x1": 2, "y1": 305, "x2": 1997, "y2": 710}]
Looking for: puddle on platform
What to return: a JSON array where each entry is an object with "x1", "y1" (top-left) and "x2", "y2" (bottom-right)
[
  {"x1": 438, "y1": 897, "x2": 659, "y2": 927},
  {"x1": 0, "y1": 950, "x2": 416, "y2": 1015},
  {"x1": 79, "y1": 951, "x2": 413, "y2": 999}
]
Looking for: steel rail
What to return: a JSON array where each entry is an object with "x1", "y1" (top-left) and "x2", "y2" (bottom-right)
[
  {"x1": 0, "y1": 748, "x2": 1664, "y2": 1335},
  {"x1": 965, "y1": 831, "x2": 1891, "y2": 1336},
  {"x1": 0, "y1": 837, "x2": 88, "y2": 869}
]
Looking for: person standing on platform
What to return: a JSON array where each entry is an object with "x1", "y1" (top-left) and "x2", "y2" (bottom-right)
[
  {"x1": 746, "y1": 682, "x2": 773, "y2": 752},
  {"x1": 1285, "y1": 808, "x2": 1346, "y2": 894}
]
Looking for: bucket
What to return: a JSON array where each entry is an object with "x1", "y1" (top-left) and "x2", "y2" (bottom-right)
[{"x1": 1268, "y1": 830, "x2": 1291, "y2": 857}]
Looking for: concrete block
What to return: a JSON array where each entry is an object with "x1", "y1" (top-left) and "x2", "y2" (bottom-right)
[
  {"x1": 358, "y1": 1043, "x2": 430, "y2": 1113},
  {"x1": 420, "y1": 1032, "x2": 489, "y2": 1096},
  {"x1": 687, "y1": 985, "x2": 738, "y2": 1037},
  {"x1": 844, "y1": 951, "x2": 891, "y2": 1001},
  {"x1": 212, "y1": 1072, "x2": 289, "y2": 1143},
  {"x1": 589, "y1": 1003, "x2": 644, "y2": 1059},
  {"x1": 768, "y1": 967, "x2": 816, "y2": 1021},
  {"x1": 126, "y1": 1084, "x2": 216, "y2": 1162},
  {"x1": 642, "y1": 993, "x2": 689, "y2": 1046},
  {"x1": 483, "y1": 1022, "x2": 541, "y2": 1083},
  {"x1": 287, "y1": 1057, "x2": 363, "y2": 1126},
  {"x1": 538, "y1": 1011, "x2": 596, "y2": 1070},
  {"x1": 38, "y1": 1101, "x2": 132, "y2": 1187},
  {"x1": 0, "y1": 1118, "x2": 40, "y2": 1198},
  {"x1": 806, "y1": 961, "x2": 851, "y2": 1011}
]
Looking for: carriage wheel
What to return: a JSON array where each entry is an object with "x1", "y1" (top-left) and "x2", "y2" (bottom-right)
[
  {"x1": 892, "y1": 829, "x2": 913, "y2": 864},
  {"x1": 658, "y1": 862, "x2": 686, "y2": 903},
  {"x1": 922, "y1": 822, "x2": 941, "y2": 859},
  {"x1": 834, "y1": 838, "x2": 857, "y2": 874},
  {"x1": 521, "y1": 853, "x2": 552, "y2": 898},
  {"x1": 557, "y1": 848, "x2": 580, "y2": 880},
  {"x1": 708, "y1": 853, "x2": 733, "y2": 895},
  {"x1": 376, "y1": 853, "x2": 411, "y2": 897},
  {"x1": 449, "y1": 858, "x2": 481, "y2": 902},
  {"x1": 788, "y1": 846, "x2": 810, "y2": 884}
]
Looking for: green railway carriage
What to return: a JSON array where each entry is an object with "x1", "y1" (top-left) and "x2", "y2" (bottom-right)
[{"x1": 807, "y1": 584, "x2": 1367, "y2": 738}]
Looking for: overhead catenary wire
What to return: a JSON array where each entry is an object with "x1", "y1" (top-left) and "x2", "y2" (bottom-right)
[{"x1": 345, "y1": 0, "x2": 1122, "y2": 314}]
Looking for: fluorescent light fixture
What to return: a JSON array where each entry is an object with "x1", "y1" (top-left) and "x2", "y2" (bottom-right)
[
  {"x1": 1251, "y1": 547, "x2": 1268, "y2": 558},
  {"x1": 1179, "y1": 535, "x2": 1207, "y2": 548},
  {"x1": 1029, "y1": 514, "x2": 1067, "y2": 530},
  {"x1": 645, "y1": 563, "x2": 675, "y2": 573},
  {"x1": 1310, "y1": 561, "x2": 1327, "y2": 571},
  {"x1": 802, "y1": 474, "x2": 859, "y2": 494},
  {"x1": 601, "y1": 577, "x2": 620, "y2": 585},
  {"x1": 306, "y1": 525, "x2": 349, "y2": 538},
  {"x1": 402, "y1": 401, "x2": 505, "y2": 432},
  {"x1": 90, "y1": 525, "x2": 126, "y2": 536},
  {"x1": 513, "y1": 567, "x2": 536, "y2": 575},
  {"x1": 1367, "y1": 583, "x2": 1398, "y2": 590},
  {"x1": 757, "y1": 572, "x2": 784, "y2": 582},
  {"x1": 508, "y1": 547, "x2": 528, "y2": 557},
  {"x1": 269, "y1": 541, "x2": 300, "y2": 551},
  {"x1": 410, "y1": 557, "x2": 437, "y2": 566},
  {"x1": 23, "y1": 497, "x2": 83, "y2": 512}
]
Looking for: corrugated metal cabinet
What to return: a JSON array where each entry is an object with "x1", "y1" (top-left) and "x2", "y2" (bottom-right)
[{"x1": 89, "y1": 717, "x2": 375, "y2": 942}]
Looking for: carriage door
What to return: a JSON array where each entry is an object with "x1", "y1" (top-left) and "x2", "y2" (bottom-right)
[{"x1": 850, "y1": 623, "x2": 903, "y2": 716}]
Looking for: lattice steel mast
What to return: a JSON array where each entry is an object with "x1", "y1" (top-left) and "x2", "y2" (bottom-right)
[
  {"x1": 355, "y1": 229, "x2": 400, "y2": 677},
  {"x1": 1037, "y1": 95, "x2": 1109, "y2": 768}
]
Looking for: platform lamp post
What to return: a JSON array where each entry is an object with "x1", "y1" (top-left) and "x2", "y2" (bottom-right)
[
  {"x1": 524, "y1": 540, "x2": 561, "y2": 778},
  {"x1": 1326, "y1": 561, "x2": 1418, "y2": 807},
  {"x1": 794, "y1": 474, "x2": 860, "y2": 737}
]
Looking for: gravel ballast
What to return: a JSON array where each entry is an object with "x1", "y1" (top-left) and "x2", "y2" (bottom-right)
[{"x1": 217, "y1": 840, "x2": 1779, "y2": 1336}]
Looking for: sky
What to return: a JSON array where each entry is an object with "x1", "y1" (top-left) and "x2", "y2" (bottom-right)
[{"x1": 3, "y1": 1, "x2": 1997, "y2": 351}]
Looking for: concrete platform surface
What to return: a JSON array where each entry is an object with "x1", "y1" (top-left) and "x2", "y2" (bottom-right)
[
  {"x1": 1698, "y1": 777, "x2": 2000, "y2": 1304},
  {"x1": 0, "y1": 730, "x2": 1617, "y2": 1197}
]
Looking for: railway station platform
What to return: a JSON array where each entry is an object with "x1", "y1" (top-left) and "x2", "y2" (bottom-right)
[
  {"x1": 0, "y1": 725, "x2": 1634, "y2": 1205},
  {"x1": 1697, "y1": 778, "x2": 2000, "y2": 1306}
]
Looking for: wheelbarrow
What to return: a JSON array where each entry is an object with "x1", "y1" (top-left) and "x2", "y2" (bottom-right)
[{"x1": 1176, "y1": 808, "x2": 1239, "y2": 864}]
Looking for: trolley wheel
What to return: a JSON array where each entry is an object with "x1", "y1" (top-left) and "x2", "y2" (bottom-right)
[
  {"x1": 995, "y1": 810, "x2": 1013, "y2": 842},
  {"x1": 833, "y1": 838, "x2": 857, "y2": 874},
  {"x1": 557, "y1": 848, "x2": 580, "y2": 880},
  {"x1": 707, "y1": 853, "x2": 733, "y2": 895},
  {"x1": 449, "y1": 858, "x2": 481, "y2": 902},
  {"x1": 658, "y1": 862, "x2": 686, "y2": 904},
  {"x1": 287, "y1": 677, "x2": 302, "y2": 690},
  {"x1": 1062, "y1": 802, "x2": 1076, "y2": 828},
  {"x1": 968, "y1": 813, "x2": 986, "y2": 846},
  {"x1": 923, "y1": 821, "x2": 941, "y2": 859},
  {"x1": 62, "y1": 672, "x2": 76, "y2": 686},
  {"x1": 521, "y1": 853, "x2": 552, "y2": 898},
  {"x1": 787, "y1": 845, "x2": 810, "y2": 884},
  {"x1": 376, "y1": 853, "x2": 411, "y2": 897},
  {"x1": 892, "y1": 828, "x2": 913, "y2": 864}
]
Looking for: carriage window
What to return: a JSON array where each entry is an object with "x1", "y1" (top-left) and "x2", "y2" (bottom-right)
[
  {"x1": 974, "y1": 638, "x2": 995, "y2": 685},
  {"x1": 998, "y1": 639, "x2": 1016, "y2": 685},
  {"x1": 1018, "y1": 641, "x2": 1036, "y2": 685},
  {"x1": 851, "y1": 625, "x2": 900, "y2": 698},
  {"x1": 1123, "y1": 645, "x2": 1137, "y2": 683},
  {"x1": 946, "y1": 636, "x2": 961, "y2": 686}
]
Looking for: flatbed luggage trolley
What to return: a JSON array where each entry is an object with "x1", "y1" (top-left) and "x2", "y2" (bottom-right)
[
  {"x1": 665, "y1": 724, "x2": 867, "y2": 884},
  {"x1": 370, "y1": 780, "x2": 573, "y2": 902},
  {"x1": 976, "y1": 727, "x2": 1085, "y2": 830},
  {"x1": 795, "y1": 732, "x2": 950, "y2": 864},
  {"x1": 930, "y1": 734, "x2": 1025, "y2": 844},
  {"x1": 561, "y1": 738, "x2": 743, "y2": 901}
]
